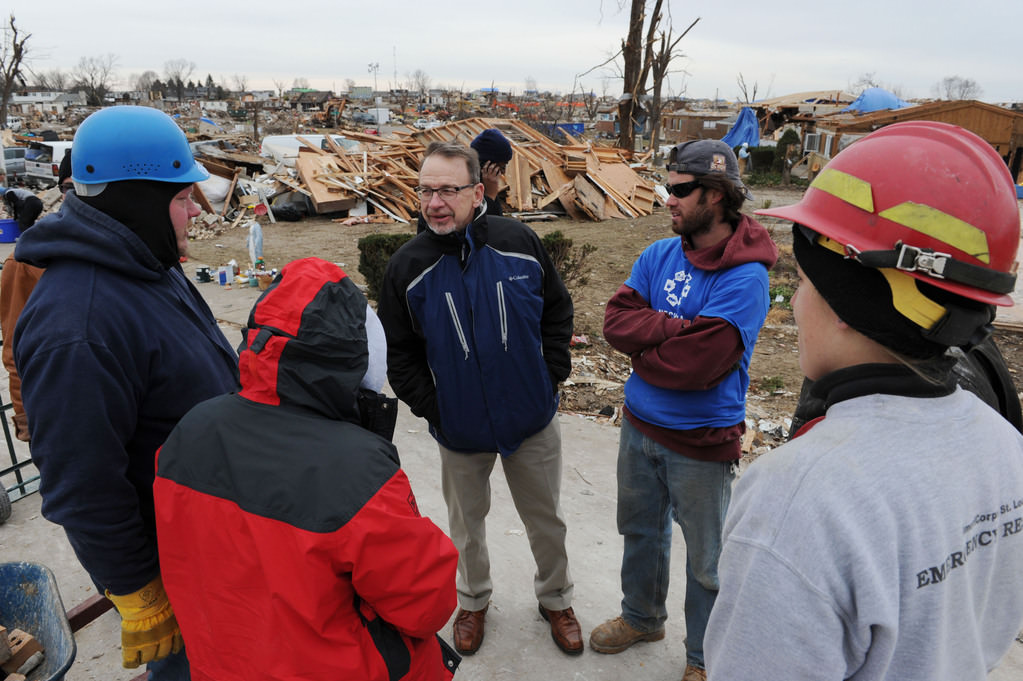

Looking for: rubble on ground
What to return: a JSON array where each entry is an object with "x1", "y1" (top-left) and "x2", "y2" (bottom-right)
[{"x1": 184, "y1": 117, "x2": 664, "y2": 238}]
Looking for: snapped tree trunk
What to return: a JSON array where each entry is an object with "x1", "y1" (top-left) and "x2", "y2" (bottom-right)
[{"x1": 616, "y1": 0, "x2": 646, "y2": 154}]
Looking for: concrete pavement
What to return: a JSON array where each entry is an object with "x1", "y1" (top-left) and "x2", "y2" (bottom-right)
[{"x1": 1, "y1": 247, "x2": 1020, "y2": 680}]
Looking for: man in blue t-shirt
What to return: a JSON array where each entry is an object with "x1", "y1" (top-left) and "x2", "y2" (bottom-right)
[{"x1": 590, "y1": 140, "x2": 778, "y2": 681}]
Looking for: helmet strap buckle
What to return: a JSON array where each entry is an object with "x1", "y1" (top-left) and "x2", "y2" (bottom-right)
[{"x1": 895, "y1": 243, "x2": 950, "y2": 279}]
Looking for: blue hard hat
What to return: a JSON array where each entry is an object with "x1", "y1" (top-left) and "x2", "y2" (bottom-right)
[{"x1": 71, "y1": 106, "x2": 209, "y2": 189}]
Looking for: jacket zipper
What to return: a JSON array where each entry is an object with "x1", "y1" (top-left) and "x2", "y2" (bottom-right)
[
  {"x1": 496, "y1": 281, "x2": 508, "y2": 351},
  {"x1": 445, "y1": 292, "x2": 470, "y2": 359}
]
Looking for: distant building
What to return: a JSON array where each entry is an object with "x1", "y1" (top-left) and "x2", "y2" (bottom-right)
[
  {"x1": 8, "y1": 91, "x2": 88, "y2": 118},
  {"x1": 660, "y1": 108, "x2": 736, "y2": 144},
  {"x1": 349, "y1": 86, "x2": 373, "y2": 101}
]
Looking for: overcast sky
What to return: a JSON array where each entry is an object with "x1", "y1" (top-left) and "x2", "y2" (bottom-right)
[{"x1": 5, "y1": 1, "x2": 1020, "y2": 103}]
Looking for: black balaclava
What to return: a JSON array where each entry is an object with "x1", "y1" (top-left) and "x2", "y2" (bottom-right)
[
  {"x1": 57, "y1": 150, "x2": 73, "y2": 186},
  {"x1": 792, "y1": 222, "x2": 981, "y2": 360},
  {"x1": 80, "y1": 179, "x2": 192, "y2": 269}
]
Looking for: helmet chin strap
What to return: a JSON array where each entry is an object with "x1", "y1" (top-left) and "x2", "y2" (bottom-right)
[{"x1": 817, "y1": 231, "x2": 996, "y2": 351}]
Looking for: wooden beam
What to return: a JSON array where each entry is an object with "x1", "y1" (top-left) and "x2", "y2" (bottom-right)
[
  {"x1": 219, "y1": 167, "x2": 242, "y2": 217},
  {"x1": 191, "y1": 182, "x2": 215, "y2": 214}
]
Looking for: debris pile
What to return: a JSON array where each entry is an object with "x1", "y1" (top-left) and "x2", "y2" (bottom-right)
[{"x1": 185, "y1": 117, "x2": 663, "y2": 240}]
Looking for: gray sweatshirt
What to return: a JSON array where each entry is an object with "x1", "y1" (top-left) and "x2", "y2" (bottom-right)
[{"x1": 706, "y1": 389, "x2": 1023, "y2": 680}]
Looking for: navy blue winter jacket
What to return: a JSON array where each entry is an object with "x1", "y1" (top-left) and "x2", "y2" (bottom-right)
[
  {"x1": 377, "y1": 207, "x2": 573, "y2": 456},
  {"x1": 13, "y1": 193, "x2": 240, "y2": 594}
]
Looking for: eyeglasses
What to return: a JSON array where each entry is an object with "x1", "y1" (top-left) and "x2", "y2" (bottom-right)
[
  {"x1": 664, "y1": 180, "x2": 702, "y2": 199},
  {"x1": 415, "y1": 184, "x2": 474, "y2": 201}
]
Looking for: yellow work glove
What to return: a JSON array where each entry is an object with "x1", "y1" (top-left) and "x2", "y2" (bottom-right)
[{"x1": 106, "y1": 576, "x2": 184, "y2": 669}]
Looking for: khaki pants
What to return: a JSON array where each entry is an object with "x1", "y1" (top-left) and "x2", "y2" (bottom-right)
[{"x1": 439, "y1": 417, "x2": 573, "y2": 611}]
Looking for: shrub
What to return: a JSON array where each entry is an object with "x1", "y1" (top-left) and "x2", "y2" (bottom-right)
[
  {"x1": 769, "y1": 283, "x2": 796, "y2": 309},
  {"x1": 541, "y1": 230, "x2": 597, "y2": 288},
  {"x1": 357, "y1": 232, "x2": 414, "y2": 300},
  {"x1": 749, "y1": 147, "x2": 776, "y2": 173}
]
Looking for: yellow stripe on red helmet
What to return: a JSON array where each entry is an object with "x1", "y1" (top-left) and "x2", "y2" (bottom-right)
[
  {"x1": 879, "y1": 202, "x2": 990, "y2": 265},
  {"x1": 810, "y1": 168, "x2": 874, "y2": 213}
]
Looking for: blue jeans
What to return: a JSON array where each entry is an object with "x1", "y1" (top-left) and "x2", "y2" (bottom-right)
[
  {"x1": 147, "y1": 647, "x2": 191, "y2": 680},
  {"x1": 616, "y1": 418, "x2": 734, "y2": 669}
]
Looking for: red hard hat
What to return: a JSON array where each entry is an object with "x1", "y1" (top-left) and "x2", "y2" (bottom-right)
[{"x1": 758, "y1": 121, "x2": 1020, "y2": 306}]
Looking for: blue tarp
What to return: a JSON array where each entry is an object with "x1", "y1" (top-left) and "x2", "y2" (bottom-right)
[
  {"x1": 720, "y1": 107, "x2": 760, "y2": 148},
  {"x1": 840, "y1": 87, "x2": 911, "y2": 113}
]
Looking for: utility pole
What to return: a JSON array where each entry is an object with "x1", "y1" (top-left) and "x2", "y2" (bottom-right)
[
  {"x1": 368, "y1": 62, "x2": 379, "y2": 95},
  {"x1": 368, "y1": 62, "x2": 380, "y2": 132}
]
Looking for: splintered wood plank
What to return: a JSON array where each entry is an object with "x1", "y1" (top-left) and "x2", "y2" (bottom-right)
[
  {"x1": 296, "y1": 150, "x2": 359, "y2": 213},
  {"x1": 191, "y1": 182, "x2": 215, "y2": 214},
  {"x1": 273, "y1": 175, "x2": 312, "y2": 197},
  {"x1": 219, "y1": 167, "x2": 242, "y2": 217},
  {"x1": 538, "y1": 180, "x2": 574, "y2": 210},
  {"x1": 195, "y1": 157, "x2": 236, "y2": 179},
  {"x1": 541, "y1": 159, "x2": 584, "y2": 220},
  {"x1": 322, "y1": 134, "x2": 348, "y2": 157},
  {"x1": 295, "y1": 136, "x2": 329, "y2": 155},
  {"x1": 586, "y1": 172, "x2": 637, "y2": 218},
  {"x1": 573, "y1": 175, "x2": 605, "y2": 220},
  {"x1": 590, "y1": 162, "x2": 656, "y2": 215},
  {"x1": 602, "y1": 191, "x2": 626, "y2": 220},
  {"x1": 506, "y1": 152, "x2": 533, "y2": 211}
]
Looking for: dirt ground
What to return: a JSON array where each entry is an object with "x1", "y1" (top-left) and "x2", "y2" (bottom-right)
[{"x1": 186, "y1": 186, "x2": 1023, "y2": 458}]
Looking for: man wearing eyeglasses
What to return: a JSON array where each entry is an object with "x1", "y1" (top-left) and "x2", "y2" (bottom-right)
[
  {"x1": 377, "y1": 141, "x2": 580, "y2": 658},
  {"x1": 591, "y1": 140, "x2": 777, "y2": 681}
]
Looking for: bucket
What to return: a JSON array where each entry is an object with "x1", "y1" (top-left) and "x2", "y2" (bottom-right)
[{"x1": 0, "y1": 218, "x2": 20, "y2": 243}]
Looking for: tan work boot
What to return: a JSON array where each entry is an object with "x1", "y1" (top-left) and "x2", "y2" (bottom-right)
[
  {"x1": 588, "y1": 615, "x2": 665, "y2": 654},
  {"x1": 682, "y1": 664, "x2": 707, "y2": 681}
]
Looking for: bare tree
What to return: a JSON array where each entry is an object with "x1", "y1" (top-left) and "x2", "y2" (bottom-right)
[
  {"x1": 272, "y1": 78, "x2": 286, "y2": 99},
  {"x1": 292, "y1": 77, "x2": 310, "y2": 90},
  {"x1": 344, "y1": 78, "x2": 356, "y2": 93},
  {"x1": 934, "y1": 75, "x2": 982, "y2": 100},
  {"x1": 601, "y1": 1, "x2": 697, "y2": 154},
  {"x1": 133, "y1": 70, "x2": 159, "y2": 96},
  {"x1": 736, "y1": 72, "x2": 758, "y2": 104},
  {"x1": 411, "y1": 69, "x2": 431, "y2": 104},
  {"x1": 616, "y1": 0, "x2": 653, "y2": 153},
  {"x1": 72, "y1": 53, "x2": 118, "y2": 106},
  {"x1": 31, "y1": 68, "x2": 68, "y2": 92},
  {"x1": 579, "y1": 83, "x2": 601, "y2": 120},
  {"x1": 164, "y1": 58, "x2": 195, "y2": 102},
  {"x1": 849, "y1": 72, "x2": 881, "y2": 94},
  {"x1": 645, "y1": 15, "x2": 699, "y2": 158},
  {"x1": 232, "y1": 73, "x2": 248, "y2": 94},
  {"x1": 0, "y1": 15, "x2": 30, "y2": 130}
]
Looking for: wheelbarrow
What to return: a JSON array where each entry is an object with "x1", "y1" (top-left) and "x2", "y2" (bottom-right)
[
  {"x1": 0, "y1": 562, "x2": 150, "y2": 681},
  {"x1": 0, "y1": 562, "x2": 75, "y2": 681}
]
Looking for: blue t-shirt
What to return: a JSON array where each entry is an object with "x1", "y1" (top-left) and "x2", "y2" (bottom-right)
[{"x1": 623, "y1": 236, "x2": 770, "y2": 429}]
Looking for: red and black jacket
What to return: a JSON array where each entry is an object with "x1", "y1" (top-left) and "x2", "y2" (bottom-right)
[{"x1": 155, "y1": 258, "x2": 459, "y2": 681}]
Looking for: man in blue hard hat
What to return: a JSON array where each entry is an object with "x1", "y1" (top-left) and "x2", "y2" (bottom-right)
[{"x1": 13, "y1": 106, "x2": 239, "y2": 680}]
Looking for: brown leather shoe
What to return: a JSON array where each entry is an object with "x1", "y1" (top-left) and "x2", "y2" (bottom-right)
[
  {"x1": 589, "y1": 615, "x2": 665, "y2": 654},
  {"x1": 682, "y1": 663, "x2": 707, "y2": 681},
  {"x1": 452, "y1": 605, "x2": 488, "y2": 655},
  {"x1": 539, "y1": 604, "x2": 584, "y2": 655}
]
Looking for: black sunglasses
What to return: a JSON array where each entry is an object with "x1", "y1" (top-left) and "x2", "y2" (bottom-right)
[{"x1": 664, "y1": 180, "x2": 702, "y2": 199}]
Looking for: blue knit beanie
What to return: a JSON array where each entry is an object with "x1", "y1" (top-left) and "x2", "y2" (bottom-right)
[{"x1": 471, "y1": 129, "x2": 513, "y2": 164}]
